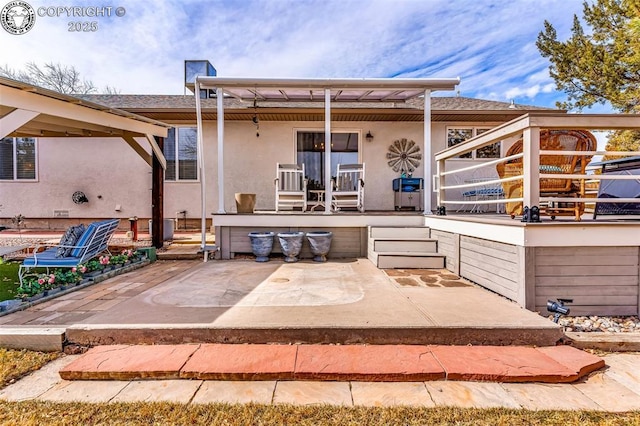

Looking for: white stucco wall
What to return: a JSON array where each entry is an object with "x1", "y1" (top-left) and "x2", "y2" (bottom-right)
[
  {"x1": 1, "y1": 119, "x2": 511, "y2": 222},
  {"x1": 0, "y1": 137, "x2": 152, "y2": 220}
]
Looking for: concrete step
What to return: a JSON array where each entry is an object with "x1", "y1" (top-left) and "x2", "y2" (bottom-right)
[
  {"x1": 0, "y1": 327, "x2": 66, "y2": 352},
  {"x1": 59, "y1": 343, "x2": 604, "y2": 384},
  {"x1": 369, "y1": 226, "x2": 430, "y2": 239},
  {"x1": 372, "y1": 238, "x2": 437, "y2": 253},
  {"x1": 369, "y1": 250, "x2": 446, "y2": 269},
  {"x1": 65, "y1": 323, "x2": 563, "y2": 347}
]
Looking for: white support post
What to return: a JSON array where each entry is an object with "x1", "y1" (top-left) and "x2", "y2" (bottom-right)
[
  {"x1": 436, "y1": 158, "x2": 445, "y2": 210},
  {"x1": 522, "y1": 127, "x2": 540, "y2": 210},
  {"x1": 217, "y1": 87, "x2": 226, "y2": 214},
  {"x1": 423, "y1": 89, "x2": 432, "y2": 214},
  {"x1": 324, "y1": 88, "x2": 332, "y2": 214},
  {"x1": 195, "y1": 81, "x2": 207, "y2": 251}
]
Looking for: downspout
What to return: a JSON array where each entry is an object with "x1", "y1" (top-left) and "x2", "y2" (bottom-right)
[{"x1": 423, "y1": 89, "x2": 432, "y2": 214}]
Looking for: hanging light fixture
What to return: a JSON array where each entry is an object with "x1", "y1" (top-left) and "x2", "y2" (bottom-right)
[
  {"x1": 253, "y1": 96, "x2": 260, "y2": 138},
  {"x1": 365, "y1": 131, "x2": 374, "y2": 142}
]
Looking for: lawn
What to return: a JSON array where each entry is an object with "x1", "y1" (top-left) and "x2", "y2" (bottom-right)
[
  {"x1": 0, "y1": 350, "x2": 639, "y2": 425},
  {"x1": 0, "y1": 261, "x2": 20, "y2": 302}
]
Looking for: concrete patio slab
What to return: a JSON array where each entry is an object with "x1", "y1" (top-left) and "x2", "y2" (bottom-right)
[
  {"x1": 572, "y1": 372, "x2": 640, "y2": 412},
  {"x1": 0, "y1": 355, "x2": 78, "y2": 401},
  {"x1": 0, "y1": 327, "x2": 65, "y2": 352},
  {"x1": 191, "y1": 381, "x2": 276, "y2": 405},
  {"x1": 350, "y1": 382, "x2": 435, "y2": 407},
  {"x1": 273, "y1": 381, "x2": 352, "y2": 406},
  {"x1": 502, "y1": 382, "x2": 603, "y2": 411},
  {"x1": 567, "y1": 332, "x2": 640, "y2": 352},
  {"x1": 43, "y1": 259, "x2": 563, "y2": 347},
  {"x1": 39, "y1": 379, "x2": 129, "y2": 403},
  {"x1": 602, "y1": 353, "x2": 640, "y2": 396},
  {"x1": 424, "y1": 381, "x2": 521, "y2": 408},
  {"x1": 111, "y1": 380, "x2": 203, "y2": 403}
]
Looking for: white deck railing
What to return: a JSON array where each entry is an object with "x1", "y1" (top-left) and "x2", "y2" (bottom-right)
[{"x1": 433, "y1": 113, "x2": 640, "y2": 216}]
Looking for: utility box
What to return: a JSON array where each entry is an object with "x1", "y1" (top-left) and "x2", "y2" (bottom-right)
[{"x1": 148, "y1": 219, "x2": 175, "y2": 241}]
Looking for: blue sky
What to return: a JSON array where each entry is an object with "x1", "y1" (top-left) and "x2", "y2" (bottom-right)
[{"x1": 0, "y1": 0, "x2": 596, "y2": 110}]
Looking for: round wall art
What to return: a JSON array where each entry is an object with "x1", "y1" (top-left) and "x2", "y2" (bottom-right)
[{"x1": 386, "y1": 138, "x2": 422, "y2": 173}]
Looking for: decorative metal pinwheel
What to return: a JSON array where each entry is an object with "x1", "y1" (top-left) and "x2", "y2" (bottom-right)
[{"x1": 386, "y1": 138, "x2": 422, "y2": 173}]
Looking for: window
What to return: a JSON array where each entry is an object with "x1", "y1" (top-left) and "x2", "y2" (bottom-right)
[
  {"x1": 163, "y1": 127, "x2": 198, "y2": 181},
  {"x1": 296, "y1": 131, "x2": 359, "y2": 190},
  {"x1": 0, "y1": 137, "x2": 37, "y2": 180},
  {"x1": 447, "y1": 127, "x2": 500, "y2": 159}
]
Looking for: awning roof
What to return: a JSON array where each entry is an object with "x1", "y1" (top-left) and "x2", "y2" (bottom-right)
[
  {"x1": 0, "y1": 76, "x2": 170, "y2": 168},
  {"x1": 196, "y1": 76, "x2": 460, "y2": 102}
]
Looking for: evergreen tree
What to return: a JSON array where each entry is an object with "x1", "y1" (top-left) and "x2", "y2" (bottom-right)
[{"x1": 537, "y1": 0, "x2": 640, "y2": 152}]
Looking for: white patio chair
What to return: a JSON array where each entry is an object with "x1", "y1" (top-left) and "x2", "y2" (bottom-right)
[
  {"x1": 274, "y1": 163, "x2": 308, "y2": 211},
  {"x1": 331, "y1": 163, "x2": 365, "y2": 212}
]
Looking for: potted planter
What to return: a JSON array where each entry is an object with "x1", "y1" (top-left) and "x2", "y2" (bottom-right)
[
  {"x1": 248, "y1": 231, "x2": 275, "y2": 262},
  {"x1": 277, "y1": 231, "x2": 305, "y2": 263},
  {"x1": 235, "y1": 193, "x2": 256, "y2": 213},
  {"x1": 306, "y1": 231, "x2": 333, "y2": 262}
]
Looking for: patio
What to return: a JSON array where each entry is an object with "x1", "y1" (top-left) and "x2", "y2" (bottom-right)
[{"x1": 0, "y1": 258, "x2": 561, "y2": 348}]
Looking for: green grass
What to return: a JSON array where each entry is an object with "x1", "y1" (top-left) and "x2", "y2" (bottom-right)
[
  {"x1": 0, "y1": 261, "x2": 20, "y2": 302},
  {"x1": 0, "y1": 350, "x2": 639, "y2": 425}
]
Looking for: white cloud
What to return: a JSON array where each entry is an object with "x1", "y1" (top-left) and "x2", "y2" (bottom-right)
[{"x1": 0, "y1": 0, "x2": 586, "y2": 107}]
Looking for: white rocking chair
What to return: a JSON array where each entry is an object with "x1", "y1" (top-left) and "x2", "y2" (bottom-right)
[
  {"x1": 274, "y1": 163, "x2": 308, "y2": 211},
  {"x1": 331, "y1": 163, "x2": 365, "y2": 212}
]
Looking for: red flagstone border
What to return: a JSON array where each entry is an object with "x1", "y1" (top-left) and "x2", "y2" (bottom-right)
[{"x1": 59, "y1": 343, "x2": 605, "y2": 383}]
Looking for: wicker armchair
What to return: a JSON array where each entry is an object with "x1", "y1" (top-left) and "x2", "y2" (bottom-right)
[{"x1": 496, "y1": 130, "x2": 596, "y2": 221}]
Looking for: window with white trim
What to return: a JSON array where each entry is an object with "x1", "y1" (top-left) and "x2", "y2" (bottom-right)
[
  {"x1": 0, "y1": 137, "x2": 37, "y2": 181},
  {"x1": 163, "y1": 127, "x2": 198, "y2": 181},
  {"x1": 447, "y1": 127, "x2": 500, "y2": 159}
]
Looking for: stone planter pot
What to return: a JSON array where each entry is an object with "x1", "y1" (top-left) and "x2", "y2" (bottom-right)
[
  {"x1": 248, "y1": 231, "x2": 275, "y2": 262},
  {"x1": 306, "y1": 231, "x2": 333, "y2": 262},
  {"x1": 235, "y1": 193, "x2": 256, "y2": 214},
  {"x1": 277, "y1": 231, "x2": 305, "y2": 263}
]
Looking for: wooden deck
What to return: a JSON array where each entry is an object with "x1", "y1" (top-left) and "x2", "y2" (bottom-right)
[{"x1": 425, "y1": 214, "x2": 640, "y2": 317}]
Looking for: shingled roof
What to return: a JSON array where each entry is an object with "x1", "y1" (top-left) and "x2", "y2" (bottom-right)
[{"x1": 76, "y1": 94, "x2": 561, "y2": 123}]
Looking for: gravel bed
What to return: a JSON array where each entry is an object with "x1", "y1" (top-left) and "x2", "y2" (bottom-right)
[{"x1": 552, "y1": 315, "x2": 640, "y2": 333}]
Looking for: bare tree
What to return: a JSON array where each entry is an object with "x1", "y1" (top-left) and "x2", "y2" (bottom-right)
[{"x1": 0, "y1": 61, "x2": 119, "y2": 94}]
